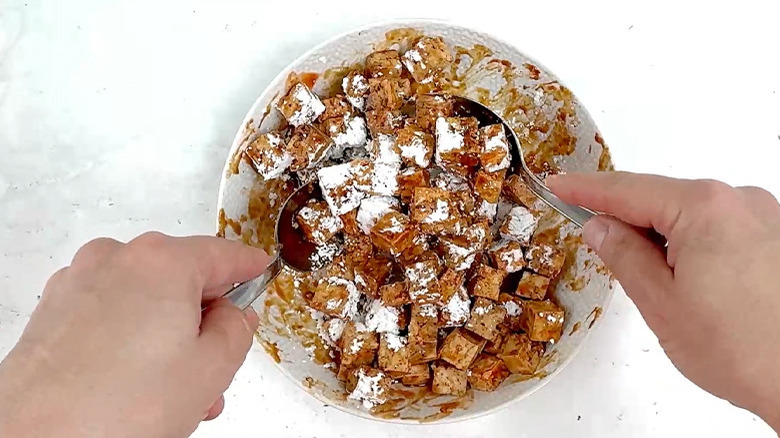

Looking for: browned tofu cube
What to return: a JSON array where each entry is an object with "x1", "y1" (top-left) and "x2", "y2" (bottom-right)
[
  {"x1": 465, "y1": 297, "x2": 507, "y2": 341},
  {"x1": 402, "y1": 36, "x2": 453, "y2": 84},
  {"x1": 364, "y1": 108, "x2": 404, "y2": 135},
  {"x1": 526, "y1": 243, "x2": 566, "y2": 278},
  {"x1": 520, "y1": 300, "x2": 565, "y2": 343},
  {"x1": 340, "y1": 210, "x2": 361, "y2": 236},
  {"x1": 320, "y1": 95, "x2": 354, "y2": 121},
  {"x1": 275, "y1": 82, "x2": 325, "y2": 127},
  {"x1": 438, "y1": 235, "x2": 479, "y2": 272},
  {"x1": 438, "y1": 268, "x2": 465, "y2": 304},
  {"x1": 498, "y1": 333, "x2": 544, "y2": 375},
  {"x1": 488, "y1": 239, "x2": 526, "y2": 273},
  {"x1": 468, "y1": 264, "x2": 505, "y2": 300},
  {"x1": 473, "y1": 169, "x2": 506, "y2": 204},
  {"x1": 365, "y1": 77, "x2": 411, "y2": 111},
  {"x1": 346, "y1": 366, "x2": 392, "y2": 409},
  {"x1": 395, "y1": 233, "x2": 431, "y2": 266},
  {"x1": 479, "y1": 124, "x2": 511, "y2": 172},
  {"x1": 378, "y1": 333, "x2": 411, "y2": 373},
  {"x1": 397, "y1": 167, "x2": 431, "y2": 204},
  {"x1": 439, "y1": 328, "x2": 486, "y2": 370},
  {"x1": 379, "y1": 282, "x2": 410, "y2": 307},
  {"x1": 434, "y1": 117, "x2": 481, "y2": 177},
  {"x1": 503, "y1": 174, "x2": 538, "y2": 208},
  {"x1": 317, "y1": 159, "x2": 372, "y2": 216},
  {"x1": 431, "y1": 362, "x2": 468, "y2": 396},
  {"x1": 409, "y1": 187, "x2": 462, "y2": 235},
  {"x1": 440, "y1": 284, "x2": 471, "y2": 328},
  {"x1": 468, "y1": 354, "x2": 510, "y2": 392},
  {"x1": 296, "y1": 199, "x2": 344, "y2": 245},
  {"x1": 337, "y1": 362, "x2": 357, "y2": 382},
  {"x1": 475, "y1": 197, "x2": 498, "y2": 222},
  {"x1": 515, "y1": 271, "x2": 550, "y2": 300},
  {"x1": 340, "y1": 322, "x2": 379, "y2": 367},
  {"x1": 483, "y1": 324, "x2": 510, "y2": 354},
  {"x1": 499, "y1": 206, "x2": 538, "y2": 245},
  {"x1": 245, "y1": 132, "x2": 292, "y2": 180},
  {"x1": 408, "y1": 304, "x2": 439, "y2": 364},
  {"x1": 343, "y1": 232, "x2": 374, "y2": 267},
  {"x1": 365, "y1": 50, "x2": 404, "y2": 78},
  {"x1": 320, "y1": 317, "x2": 346, "y2": 348},
  {"x1": 353, "y1": 253, "x2": 393, "y2": 299},
  {"x1": 401, "y1": 363, "x2": 431, "y2": 386},
  {"x1": 308, "y1": 276, "x2": 358, "y2": 318},
  {"x1": 287, "y1": 125, "x2": 332, "y2": 171},
  {"x1": 396, "y1": 125, "x2": 434, "y2": 169},
  {"x1": 320, "y1": 114, "x2": 368, "y2": 159},
  {"x1": 342, "y1": 70, "x2": 370, "y2": 111},
  {"x1": 497, "y1": 293, "x2": 524, "y2": 332},
  {"x1": 370, "y1": 211, "x2": 416, "y2": 256},
  {"x1": 416, "y1": 94, "x2": 454, "y2": 131},
  {"x1": 404, "y1": 259, "x2": 442, "y2": 305}
]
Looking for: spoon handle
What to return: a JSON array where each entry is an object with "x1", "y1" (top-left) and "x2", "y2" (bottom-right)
[
  {"x1": 221, "y1": 255, "x2": 283, "y2": 310},
  {"x1": 520, "y1": 167, "x2": 596, "y2": 228}
]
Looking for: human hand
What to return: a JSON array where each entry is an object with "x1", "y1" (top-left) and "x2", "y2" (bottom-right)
[
  {"x1": 0, "y1": 233, "x2": 271, "y2": 438},
  {"x1": 548, "y1": 172, "x2": 780, "y2": 430}
]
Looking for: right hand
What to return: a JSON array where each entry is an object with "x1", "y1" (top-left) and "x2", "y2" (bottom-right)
[{"x1": 547, "y1": 172, "x2": 780, "y2": 430}]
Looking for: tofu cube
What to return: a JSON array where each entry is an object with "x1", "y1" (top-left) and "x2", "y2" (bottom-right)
[
  {"x1": 440, "y1": 285, "x2": 471, "y2": 328},
  {"x1": 498, "y1": 333, "x2": 544, "y2": 375},
  {"x1": 287, "y1": 125, "x2": 332, "y2": 171},
  {"x1": 515, "y1": 271, "x2": 550, "y2": 300},
  {"x1": 520, "y1": 300, "x2": 565, "y2": 343},
  {"x1": 408, "y1": 304, "x2": 439, "y2": 364},
  {"x1": 379, "y1": 282, "x2": 410, "y2": 307},
  {"x1": 397, "y1": 167, "x2": 431, "y2": 204},
  {"x1": 343, "y1": 233, "x2": 374, "y2": 267},
  {"x1": 365, "y1": 77, "x2": 411, "y2": 111},
  {"x1": 439, "y1": 328, "x2": 486, "y2": 370},
  {"x1": 431, "y1": 362, "x2": 468, "y2": 396},
  {"x1": 468, "y1": 354, "x2": 510, "y2": 392},
  {"x1": 483, "y1": 324, "x2": 510, "y2": 354},
  {"x1": 356, "y1": 195, "x2": 400, "y2": 234},
  {"x1": 308, "y1": 276, "x2": 359, "y2": 318},
  {"x1": 480, "y1": 124, "x2": 511, "y2": 172},
  {"x1": 396, "y1": 124, "x2": 435, "y2": 168},
  {"x1": 370, "y1": 211, "x2": 416, "y2": 256},
  {"x1": 404, "y1": 259, "x2": 442, "y2": 305},
  {"x1": 320, "y1": 94, "x2": 354, "y2": 121},
  {"x1": 395, "y1": 233, "x2": 430, "y2": 266},
  {"x1": 438, "y1": 268, "x2": 465, "y2": 305},
  {"x1": 296, "y1": 200, "x2": 344, "y2": 245},
  {"x1": 365, "y1": 50, "x2": 404, "y2": 78},
  {"x1": 439, "y1": 235, "x2": 479, "y2": 272},
  {"x1": 525, "y1": 243, "x2": 566, "y2": 278},
  {"x1": 365, "y1": 108, "x2": 404, "y2": 135},
  {"x1": 378, "y1": 333, "x2": 411, "y2": 373},
  {"x1": 340, "y1": 210, "x2": 361, "y2": 236},
  {"x1": 468, "y1": 264, "x2": 506, "y2": 300},
  {"x1": 321, "y1": 115, "x2": 368, "y2": 159},
  {"x1": 369, "y1": 164, "x2": 401, "y2": 197},
  {"x1": 340, "y1": 322, "x2": 380, "y2": 367},
  {"x1": 434, "y1": 117, "x2": 481, "y2": 177},
  {"x1": 353, "y1": 254, "x2": 393, "y2": 299},
  {"x1": 503, "y1": 174, "x2": 538, "y2": 208},
  {"x1": 245, "y1": 132, "x2": 292, "y2": 180},
  {"x1": 402, "y1": 36, "x2": 453, "y2": 84},
  {"x1": 475, "y1": 198, "x2": 498, "y2": 223},
  {"x1": 415, "y1": 94, "x2": 454, "y2": 131},
  {"x1": 499, "y1": 206, "x2": 538, "y2": 245},
  {"x1": 465, "y1": 297, "x2": 507, "y2": 341},
  {"x1": 346, "y1": 366, "x2": 391, "y2": 409},
  {"x1": 473, "y1": 169, "x2": 506, "y2": 204},
  {"x1": 488, "y1": 239, "x2": 526, "y2": 273},
  {"x1": 275, "y1": 82, "x2": 326, "y2": 127},
  {"x1": 401, "y1": 363, "x2": 431, "y2": 386},
  {"x1": 337, "y1": 362, "x2": 358, "y2": 383},
  {"x1": 341, "y1": 70, "x2": 370, "y2": 110},
  {"x1": 366, "y1": 133, "x2": 402, "y2": 166},
  {"x1": 498, "y1": 293, "x2": 524, "y2": 332},
  {"x1": 409, "y1": 187, "x2": 462, "y2": 235},
  {"x1": 319, "y1": 317, "x2": 346, "y2": 348},
  {"x1": 317, "y1": 159, "x2": 373, "y2": 216}
]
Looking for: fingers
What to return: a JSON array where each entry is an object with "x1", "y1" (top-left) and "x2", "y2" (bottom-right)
[
  {"x1": 71, "y1": 237, "x2": 123, "y2": 267},
  {"x1": 203, "y1": 395, "x2": 225, "y2": 421},
  {"x1": 172, "y1": 236, "x2": 273, "y2": 291},
  {"x1": 547, "y1": 172, "x2": 689, "y2": 237},
  {"x1": 736, "y1": 186, "x2": 780, "y2": 218}
]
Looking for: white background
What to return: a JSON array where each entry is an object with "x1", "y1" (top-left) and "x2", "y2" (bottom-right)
[{"x1": 1, "y1": 1, "x2": 779, "y2": 436}]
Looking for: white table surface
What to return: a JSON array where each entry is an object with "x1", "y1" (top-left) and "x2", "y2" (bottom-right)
[{"x1": 1, "y1": 1, "x2": 779, "y2": 436}]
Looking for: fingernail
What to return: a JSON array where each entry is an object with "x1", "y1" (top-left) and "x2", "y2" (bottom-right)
[
  {"x1": 583, "y1": 218, "x2": 609, "y2": 251},
  {"x1": 202, "y1": 410, "x2": 210, "y2": 420},
  {"x1": 544, "y1": 174, "x2": 560, "y2": 187}
]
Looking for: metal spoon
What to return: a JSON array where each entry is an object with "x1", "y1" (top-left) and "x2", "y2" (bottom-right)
[{"x1": 445, "y1": 94, "x2": 596, "y2": 228}]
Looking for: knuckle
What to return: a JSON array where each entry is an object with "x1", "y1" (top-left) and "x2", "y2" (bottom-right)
[
  {"x1": 72, "y1": 237, "x2": 121, "y2": 265},
  {"x1": 131, "y1": 231, "x2": 170, "y2": 248},
  {"x1": 694, "y1": 179, "x2": 736, "y2": 210},
  {"x1": 42, "y1": 267, "x2": 70, "y2": 295}
]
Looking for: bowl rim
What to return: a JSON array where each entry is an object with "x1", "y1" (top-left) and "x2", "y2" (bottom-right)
[{"x1": 216, "y1": 17, "x2": 616, "y2": 425}]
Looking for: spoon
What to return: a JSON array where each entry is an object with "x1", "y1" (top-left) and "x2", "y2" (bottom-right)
[{"x1": 445, "y1": 94, "x2": 596, "y2": 228}]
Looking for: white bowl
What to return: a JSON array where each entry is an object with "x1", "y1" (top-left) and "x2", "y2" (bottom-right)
[{"x1": 216, "y1": 19, "x2": 615, "y2": 424}]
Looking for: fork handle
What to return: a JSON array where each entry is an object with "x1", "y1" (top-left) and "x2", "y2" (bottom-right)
[
  {"x1": 521, "y1": 171, "x2": 596, "y2": 228},
  {"x1": 221, "y1": 255, "x2": 283, "y2": 310}
]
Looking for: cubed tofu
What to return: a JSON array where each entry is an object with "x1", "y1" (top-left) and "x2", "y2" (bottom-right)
[
  {"x1": 488, "y1": 239, "x2": 526, "y2": 273},
  {"x1": 465, "y1": 297, "x2": 507, "y2": 341},
  {"x1": 438, "y1": 268, "x2": 465, "y2": 304},
  {"x1": 340, "y1": 210, "x2": 361, "y2": 236},
  {"x1": 408, "y1": 304, "x2": 439, "y2": 364},
  {"x1": 468, "y1": 354, "x2": 510, "y2": 392},
  {"x1": 317, "y1": 159, "x2": 373, "y2": 216},
  {"x1": 434, "y1": 116, "x2": 481, "y2": 177},
  {"x1": 520, "y1": 300, "x2": 565, "y2": 343},
  {"x1": 416, "y1": 94, "x2": 454, "y2": 131},
  {"x1": 365, "y1": 50, "x2": 404, "y2": 78},
  {"x1": 503, "y1": 174, "x2": 538, "y2": 208},
  {"x1": 366, "y1": 133, "x2": 402, "y2": 166},
  {"x1": 287, "y1": 125, "x2": 332, "y2": 171},
  {"x1": 468, "y1": 264, "x2": 506, "y2": 301},
  {"x1": 352, "y1": 253, "x2": 393, "y2": 299},
  {"x1": 525, "y1": 243, "x2": 566, "y2": 277},
  {"x1": 483, "y1": 324, "x2": 510, "y2": 354},
  {"x1": 365, "y1": 77, "x2": 411, "y2": 111},
  {"x1": 480, "y1": 124, "x2": 511, "y2": 172},
  {"x1": 379, "y1": 282, "x2": 410, "y2": 307},
  {"x1": 319, "y1": 317, "x2": 346, "y2": 348},
  {"x1": 499, "y1": 206, "x2": 538, "y2": 245},
  {"x1": 346, "y1": 366, "x2": 391, "y2": 409},
  {"x1": 340, "y1": 322, "x2": 380, "y2": 367},
  {"x1": 370, "y1": 211, "x2": 416, "y2": 256},
  {"x1": 245, "y1": 132, "x2": 293, "y2": 180},
  {"x1": 439, "y1": 235, "x2": 479, "y2": 272},
  {"x1": 338, "y1": 362, "x2": 358, "y2": 382},
  {"x1": 401, "y1": 36, "x2": 453, "y2": 84},
  {"x1": 395, "y1": 233, "x2": 430, "y2": 266},
  {"x1": 396, "y1": 124, "x2": 435, "y2": 168},
  {"x1": 431, "y1": 362, "x2": 468, "y2": 396},
  {"x1": 296, "y1": 199, "x2": 344, "y2": 245},
  {"x1": 475, "y1": 197, "x2": 498, "y2": 223},
  {"x1": 275, "y1": 82, "x2": 326, "y2": 127},
  {"x1": 439, "y1": 328, "x2": 486, "y2": 370},
  {"x1": 370, "y1": 164, "x2": 401, "y2": 198},
  {"x1": 342, "y1": 70, "x2": 370, "y2": 110},
  {"x1": 378, "y1": 333, "x2": 411, "y2": 373},
  {"x1": 401, "y1": 363, "x2": 431, "y2": 386},
  {"x1": 473, "y1": 169, "x2": 506, "y2": 204},
  {"x1": 440, "y1": 284, "x2": 471, "y2": 328},
  {"x1": 321, "y1": 114, "x2": 368, "y2": 159},
  {"x1": 365, "y1": 108, "x2": 404, "y2": 135},
  {"x1": 356, "y1": 196, "x2": 400, "y2": 234},
  {"x1": 308, "y1": 276, "x2": 359, "y2": 318},
  {"x1": 320, "y1": 95, "x2": 354, "y2": 121},
  {"x1": 404, "y1": 259, "x2": 442, "y2": 305},
  {"x1": 397, "y1": 167, "x2": 431, "y2": 204},
  {"x1": 497, "y1": 293, "x2": 524, "y2": 331},
  {"x1": 409, "y1": 187, "x2": 462, "y2": 235},
  {"x1": 343, "y1": 232, "x2": 374, "y2": 267},
  {"x1": 515, "y1": 271, "x2": 550, "y2": 300},
  {"x1": 498, "y1": 333, "x2": 544, "y2": 375}
]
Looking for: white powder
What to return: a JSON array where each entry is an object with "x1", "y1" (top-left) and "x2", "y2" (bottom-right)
[
  {"x1": 546, "y1": 314, "x2": 559, "y2": 323},
  {"x1": 381, "y1": 215, "x2": 406, "y2": 234},
  {"x1": 476, "y1": 200, "x2": 498, "y2": 221},
  {"x1": 329, "y1": 116, "x2": 368, "y2": 159},
  {"x1": 309, "y1": 241, "x2": 340, "y2": 270},
  {"x1": 342, "y1": 74, "x2": 369, "y2": 110},
  {"x1": 397, "y1": 133, "x2": 430, "y2": 167},
  {"x1": 319, "y1": 318, "x2": 346, "y2": 347},
  {"x1": 418, "y1": 304, "x2": 438, "y2": 318},
  {"x1": 422, "y1": 199, "x2": 450, "y2": 224},
  {"x1": 370, "y1": 163, "x2": 400, "y2": 197},
  {"x1": 249, "y1": 133, "x2": 293, "y2": 180},
  {"x1": 474, "y1": 303, "x2": 493, "y2": 315},
  {"x1": 434, "y1": 117, "x2": 465, "y2": 162},
  {"x1": 364, "y1": 299, "x2": 400, "y2": 334},
  {"x1": 443, "y1": 287, "x2": 470, "y2": 326},
  {"x1": 322, "y1": 277, "x2": 360, "y2": 320},
  {"x1": 527, "y1": 243, "x2": 556, "y2": 267},
  {"x1": 348, "y1": 368, "x2": 387, "y2": 409},
  {"x1": 283, "y1": 83, "x2": 326, "y2": 127},
  {"x1": 298, "y1": 205, "x2": 343, "y2": 244},
  {"x1": 369, "y1": 134, "x2": 402, "y2": 166},
  {"x1": 501, "y1": 206, "x2": 538, "y2": 245},
  {"x1": 504, "y1": 301, "x2": 522, "y2": 317},
  {"x1": 384, "y1": 333, "x2": 407, "y2": 351},
  {"x1": 491, "y1": 240, "x2": 525, "y2": 273},
  {"x1": 357, "y1": 196, "x2": 399, "y2": 234},
  {"x1": 317, "y1": 161, "x2": 370, "y2": 216},
  {"x1": 433, "y1": 172, "x2": 469, "y2": 192},
  {"x1": 441, "y1": 239, "x2": 477, "y2": 271},
  {"x1": 349, "y1": 337, "x2": 364, "y2": 354},
  {"x1": 483, "y1": 128, "x2": 511, "y2": 172}
]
